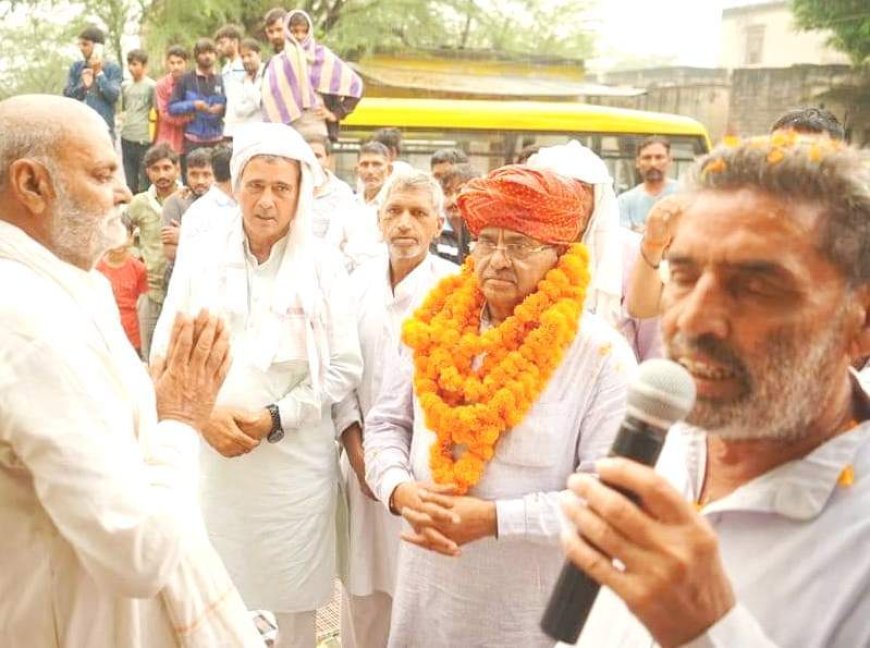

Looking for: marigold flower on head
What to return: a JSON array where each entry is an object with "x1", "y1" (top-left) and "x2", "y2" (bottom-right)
[
  {"x1": 767, "y1": 148, "x2": 785, "y2": 165},
  {"x1": 702, "y1": 158, "x2": 727, "y2": 177}
]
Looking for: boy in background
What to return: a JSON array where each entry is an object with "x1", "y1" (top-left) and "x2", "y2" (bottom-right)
[
  {"x1": 97, "y1": 224, "x2": 149, "y2": 356},
  {"x1": 121, "y1": 49, "x2": 156, "y2": 194}
]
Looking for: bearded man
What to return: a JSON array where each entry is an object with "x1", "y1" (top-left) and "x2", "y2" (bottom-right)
[
  {"x1": 0, "y1": 95, "x2": 261, "y2": 647},
  {"x1": 561, "y1": 135, "x2": 870, "y2": 648},
  {"x1": 334, "y1": 170, "x2": 458, "y2": 648},
  {"x1": 364, "y1": 166, "x2": 637, "y2": 647}
]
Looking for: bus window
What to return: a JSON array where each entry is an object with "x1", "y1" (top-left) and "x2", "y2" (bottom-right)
[
  {"x1": 332, "y1": 127, "x2": 708, "y2": 191},
  {"x1": 334, "y1": 127, "x2": 511, "y2": 183}
]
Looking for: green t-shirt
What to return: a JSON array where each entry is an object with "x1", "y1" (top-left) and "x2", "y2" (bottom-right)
[{"x1": 121, "y1": 77, "x2": 156, "y2": 143}]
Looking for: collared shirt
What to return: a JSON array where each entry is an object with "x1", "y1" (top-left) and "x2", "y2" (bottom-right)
[
  {"x1": 154, "y1": 74, "x2": 187, "y2": 154},
  {"x1": 222, "y1": 57, "x2": 252, "y2": 137},
  {"x1": 617, "y1": 179, "x2": 679, "y2": 232},
  {"x1": 63, "y1": 59, "x2": 123, "y2": 137},
  {"x1": 124, "y1": 185, "x2": 172, "y2": 303},
  {"x1": 568, "y1": 383, "x2": 870, "y2": 648}
]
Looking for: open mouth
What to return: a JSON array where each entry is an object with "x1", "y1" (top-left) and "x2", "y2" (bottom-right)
[{"x1": 677, "y1": 357, "x2": 737, "y2": 381}]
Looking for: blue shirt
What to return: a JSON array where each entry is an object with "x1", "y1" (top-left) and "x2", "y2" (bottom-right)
[
  {"x1": 168, "y1": 70, "x2": 226, "y2": 149},
  {"x1": 63, "y1": 60, "x2": 123, "y2": 137},
  {"x1": 617, "y1": 179, "x2": 679, "y2": 232}
]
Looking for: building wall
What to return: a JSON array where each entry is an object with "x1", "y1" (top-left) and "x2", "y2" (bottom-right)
[
  {"x1": 727, "y1": 65, "x2": 863, "y2": 141},
  {"x1": 720, "y1": 1, "x2": 850, "y2": 69},
  {"x1": 598, "y1": 68, "x2": 732, "y2": 142}
]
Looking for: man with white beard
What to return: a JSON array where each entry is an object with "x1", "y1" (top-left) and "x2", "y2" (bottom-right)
[
  {"x1": 0, "y1": 95, "x2": 262, "y2": 647},
  {"x1": 334, "y1": 170, "x2": 457, "y2": 648},
  {"x1": 559, "y1": 135, "x2": 870, "y2": 648}
]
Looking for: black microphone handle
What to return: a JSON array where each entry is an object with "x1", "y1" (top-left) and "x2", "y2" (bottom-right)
[{"x1": 540, "y1": 417, "x2": 667, "y2": 644}]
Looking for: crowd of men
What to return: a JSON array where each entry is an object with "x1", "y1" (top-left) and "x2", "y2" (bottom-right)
[{"x1": 1, "y1": 9, "x2": 868, "y2": 648}]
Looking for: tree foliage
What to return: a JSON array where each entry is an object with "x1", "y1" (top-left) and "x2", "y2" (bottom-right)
[
  {"x1": 0, "y1": 9, "x2": 77, "y2": 99},
  {"x1": 2, "y1": 0, "x2": 594, "y2": 93},
  {"x1": 791, "y1": 0, "x2": 870, "y2": 66}
]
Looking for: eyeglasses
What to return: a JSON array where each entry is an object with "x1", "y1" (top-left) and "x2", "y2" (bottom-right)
[{"x1": 471, "y1": 238, "x2": 554, "y2": 261}]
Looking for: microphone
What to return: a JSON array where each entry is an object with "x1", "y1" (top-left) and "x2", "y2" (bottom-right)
[{"x1": 540, "y1": 358, "x2": 696, "y2": 644}]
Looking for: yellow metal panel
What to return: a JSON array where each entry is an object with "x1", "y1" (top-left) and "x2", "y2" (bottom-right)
[{"x1": 343, "y1": 97, "x2": 710, "y2": 140}]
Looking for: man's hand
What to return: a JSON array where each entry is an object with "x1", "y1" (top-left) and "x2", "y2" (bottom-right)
[
  {"x1": 314, "y1": 105, "x2": 337, "y2": 122},
  {"x1": 341, "y1": 423, "x2": 376, "y2": 500},
  {"x1": 90, "y1": 59, "x2": 103, "y2": 75},
  {"x1": 208, "y1": 104, "x2": 224, "y2": 115},
  {"x1": 640, "y1": 194, "x2": 689, "y2": 265},
  {"x1": 236, "y1": 408, "x2": 272, "y2": 442},
  {"x1": 161, "y1": 220, "x2": 180, "y2": 246},
  {"x1": 81, "y1": 68, "x2": 94, "y2": 89},
  {"x1": 193, "y1": 100, "x2": 208, "y2": 112},
  {"x1": 202, "y1": 407, "x2": 262, "y2": 457},
  {"x1": 393, "y1": 482, "x2": 461, "y2": 556},
  {"x1": 560, "y1": 458, "x2": 736, "y2": 648},
  {"x1": 152, "y1": 310, "x2": 231, "y2": 432},
  {"x1": 394, "y1": 483, "x2": 497, "y2": 556}
]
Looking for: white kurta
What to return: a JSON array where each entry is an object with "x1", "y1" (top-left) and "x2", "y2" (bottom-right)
[
  {"x1": 566, "y1": 387, "x2": 870, "y2": 648},
  {"x1": 0, "y1": 222, "x2": 258, "y2": 647},
  {"x1": 364, "y1": 312, "x2": 637, "y2": 647},
  {"x1": 153, "y1": 221, "x2": 363, "y2": 613},
  {"x1": 312, "y1": 171, "x2": 355, "y2": 244},
  {"x1": 341, "y1": 194, "x2": 388, "y2": 271},
  {"x1": 334, "y1": 254, "x2": 459, "y2": 598}
]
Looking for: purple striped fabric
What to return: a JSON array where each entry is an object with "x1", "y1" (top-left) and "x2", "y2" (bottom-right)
[
  {"x1": 348, "y1": 74, "x2": 362, "y2": 98},
  {"x1": 328, "y1": 58, "x2": 343, "y2": 94},
  {"x1": 262, "y1": 9, "x2": 363, "y2": 124},
  {"x1": 266, "y1": 61, "x2": 291, "y2": 123},
  {"x1": 309, "y1": 46, "x2": 326, "y2": 90},
  {"x1": 281, "y1": 54, "x2": 306, "y2": 111}
]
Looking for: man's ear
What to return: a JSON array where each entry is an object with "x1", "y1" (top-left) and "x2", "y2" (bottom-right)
[
  {"x1": 847, "y1": 285, "x2": 870, "y2": 362},
  {"x1": 8, "y1": 158, "x2": 54, "y2": 216}
]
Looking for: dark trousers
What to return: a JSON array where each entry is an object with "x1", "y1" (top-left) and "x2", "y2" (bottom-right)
[{"x1": 121, "y1": 139, "x2": 150, "y2": 194}]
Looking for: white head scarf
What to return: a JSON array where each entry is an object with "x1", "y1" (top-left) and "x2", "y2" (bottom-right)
[
  {"x1": 229, "y1": 122, "x2": 330, "y2": 392},
  {"x1": 528, "y1": 140, "x2": 623, "y2": 327}
]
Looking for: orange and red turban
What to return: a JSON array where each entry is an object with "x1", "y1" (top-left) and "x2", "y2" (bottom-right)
[{"x1": 457, "y1": 165, "x2": 593, "y2": 245}]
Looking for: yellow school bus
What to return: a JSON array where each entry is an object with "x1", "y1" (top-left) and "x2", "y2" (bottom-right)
[{"x1": 335, "y1": 97, "x2": 711, "y2": 193}]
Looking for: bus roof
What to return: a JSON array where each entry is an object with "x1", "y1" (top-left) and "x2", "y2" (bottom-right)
[{"x1": 343, "y1": 97, "x2": 709, "y2": 138}]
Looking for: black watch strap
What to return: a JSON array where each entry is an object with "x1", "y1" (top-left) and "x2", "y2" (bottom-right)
[{"x1": 266, "y1": 404, "x2": 284, "y2": 443}]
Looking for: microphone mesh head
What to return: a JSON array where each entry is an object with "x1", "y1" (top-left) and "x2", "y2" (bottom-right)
[{"x1": 627, "y1": 359, "x2": 697, "y2": 428}]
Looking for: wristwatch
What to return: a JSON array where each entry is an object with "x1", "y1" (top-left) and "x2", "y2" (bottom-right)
[{"x1": 266, "y1": 404, "x2": 284, "y2": 443}]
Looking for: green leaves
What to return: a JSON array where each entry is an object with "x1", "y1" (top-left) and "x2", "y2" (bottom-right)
[{"x1": 791, "y1": 0, "x2": 870, "y2": 67}]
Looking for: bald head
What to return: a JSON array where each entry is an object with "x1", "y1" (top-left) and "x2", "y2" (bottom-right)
[
  {"x1": 0, "y1": 94, "x2": 129, "y2": 270},
  {"x1": 0, "y1": 95, "x2": 109, "y2": 192}
]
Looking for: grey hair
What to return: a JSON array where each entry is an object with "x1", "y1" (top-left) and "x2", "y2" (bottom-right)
[
  {"x1": 685, "y1": 137, "x2": 870, "y2": 287},
  {"x1": 381, "y1": 169, "x2": 445, "y2": 217},
  {"x1": 0, "y1": 120, "x2": 65, "y2": 193}
]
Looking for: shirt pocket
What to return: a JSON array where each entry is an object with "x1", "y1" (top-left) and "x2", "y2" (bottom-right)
[{"x1": 494, "y1": 401, "x2": 567, "y2": 468}]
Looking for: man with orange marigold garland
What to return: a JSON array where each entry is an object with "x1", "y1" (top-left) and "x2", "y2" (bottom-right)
[{"x1": 364, "y1": 165, "x2": 637, "y2": 647}]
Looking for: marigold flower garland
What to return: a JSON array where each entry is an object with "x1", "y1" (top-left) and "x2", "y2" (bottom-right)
[{"x1": 401, "y1": 243, "x2": 591, "y2": 493}]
